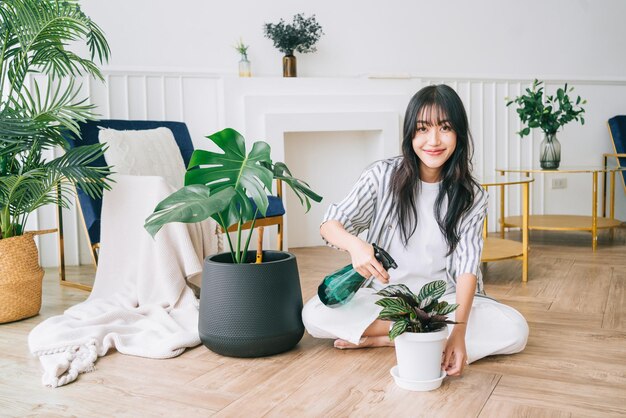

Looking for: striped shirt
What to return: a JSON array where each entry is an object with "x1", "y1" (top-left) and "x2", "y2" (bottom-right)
[{"x1": 322, "y1": 156, "x2": 489, "y2": 295}]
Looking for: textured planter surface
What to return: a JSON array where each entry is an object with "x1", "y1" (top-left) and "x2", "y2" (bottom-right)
[
  {"x1": 0, "y1": 233, "x2": 44, "y2": 323},
  {"x1": 395, "y1": 328, "x2": 448, "y2": 381},
  {"x1": 199, "y1": 251, "x2": 304, "y2": 357}
]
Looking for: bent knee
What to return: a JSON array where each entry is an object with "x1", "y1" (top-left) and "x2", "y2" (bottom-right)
[{"x1": 509, "y1": 313, "x2": 530, "y2": 353}]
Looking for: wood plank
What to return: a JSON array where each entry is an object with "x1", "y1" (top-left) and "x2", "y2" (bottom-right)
[
  {"x1": 549, "y1": 263, "x2": 613, "y2": 315},
  {"x1": 479, "y1": 399, "x2": 572, "y2": 418},
  {"x1": 342, "y1": 370, "x2": 500, "y2": 418},
  {"x1": 504, "y1": 257, "x2": 573, "y2": 300},
  {"x1": 603, "y1": 267, "x2": 626, "y2": 331},
  {"x1": 489, "y1": 374, "x2": 626, "y2": 417}
]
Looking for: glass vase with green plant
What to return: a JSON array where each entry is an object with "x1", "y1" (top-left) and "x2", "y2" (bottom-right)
[
  {"x1": 0, "y1": 0, "x2": 112, "y2": 240},
  {"x1": 234, "y1": 38, "x2": 251, "y2": 77},
  {"x1": 144, "y1": 128, "x2": 322, "y2": 264},
  {"x1": 263, "y1": 13, "x2": 324, "y2": 77},
  {"x1": 506, "y1": 79, "x2": 587, "y2": 169}
]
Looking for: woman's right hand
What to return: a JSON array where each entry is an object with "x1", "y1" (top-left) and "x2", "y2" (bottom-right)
[{"x1": 347, "y1": 239, "x2": 390, "y2": 285}]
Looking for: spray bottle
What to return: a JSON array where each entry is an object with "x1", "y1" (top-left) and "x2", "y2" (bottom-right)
[{"x1": 318, "y1": 243, "x2": 398, "y2": 308}]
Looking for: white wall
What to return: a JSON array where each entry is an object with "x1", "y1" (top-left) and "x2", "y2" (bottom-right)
[
  {"x1": 80, "y1": 0, "x2": 626, "y2": 79},
  {"x1": 35, "y1": 1, "x2": 626, "y2": 266}
]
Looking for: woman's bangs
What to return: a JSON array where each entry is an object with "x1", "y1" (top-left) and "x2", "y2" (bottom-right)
[{"x1": 416, "y1": 103, "x2": 450, "y2": 127}]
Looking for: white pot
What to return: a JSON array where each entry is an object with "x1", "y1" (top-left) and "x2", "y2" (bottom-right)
[{"x1": 394, "y1": 328, "x2": 448, "y2": 381}]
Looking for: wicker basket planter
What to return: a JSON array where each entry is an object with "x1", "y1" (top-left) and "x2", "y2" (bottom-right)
[{"x1": 0, "y1": 230, "x2": 54, "y2": 323}]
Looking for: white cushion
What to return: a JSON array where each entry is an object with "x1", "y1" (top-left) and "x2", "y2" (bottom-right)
[{"x1": 98, "y1": 127, "x2": 186, "y2": 189}]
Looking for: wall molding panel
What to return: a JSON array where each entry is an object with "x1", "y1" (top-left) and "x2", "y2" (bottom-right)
[{"x1": 35, "y1": 69, "x2": 626, "y2": 266}]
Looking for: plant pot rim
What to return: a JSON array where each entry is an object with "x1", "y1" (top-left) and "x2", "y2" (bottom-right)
[
  {"x1": 395, "y1": 327, "x2": 449, "y2": 342},
  {"x1": 205, "y1": 250, "x2": 296, "y2": 265}
]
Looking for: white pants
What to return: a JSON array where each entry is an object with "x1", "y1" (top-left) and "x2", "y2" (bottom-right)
[{"x1": 302, "y1": 288, "x2": 529, "y2": 364}]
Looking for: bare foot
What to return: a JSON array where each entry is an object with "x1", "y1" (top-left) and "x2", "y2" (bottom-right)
[{"x1": 333, "y1": 336, "x2": 394, "y2": 349}]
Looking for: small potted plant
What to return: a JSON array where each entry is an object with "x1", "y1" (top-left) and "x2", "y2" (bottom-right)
[
  {"x1": 233, "y1": 38, "x2": 251, "y2": 77},
  {"x1": 263, "y1": 13, "x2": 324, "y2": 77},
  {"x1": 506, "y1": 79, "x2": 587, "y2": 169},
  {"x1": 376, "y1": 280, "x2": 459, "y2": 390},
  {"x1": 145, "y1": 128, "x2": 322, "y2": 357}
]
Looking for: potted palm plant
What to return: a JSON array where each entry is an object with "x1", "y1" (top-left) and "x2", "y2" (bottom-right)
[
  {"x1": 263, "y1": 13, "x2": 324, "y2": 77},
  {"x1": 376, "y1": 280, "x2": 459, "y2": 391},
  {"x1": 506, "y1": 79, "x2": 587, "y2": 169},
  {"x1": 0, "y1": 0, "x2": 112, "y2": 323},
  {"x1": 145, "y1": 127, "x2": 322, "y2": 357}
]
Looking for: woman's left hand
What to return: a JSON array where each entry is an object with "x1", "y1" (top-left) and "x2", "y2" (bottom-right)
[{"x1": 442, "y1": 329, "x2": 468, "y2": 376}]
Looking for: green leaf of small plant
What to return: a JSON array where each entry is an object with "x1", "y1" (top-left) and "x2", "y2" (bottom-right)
[
  {"x1": 416, "y1": 280, "x2": 446, "y2": 303},
  {"x1": 388, "y1": 319, "x2": 409, "y2": 340},
  {"x1": 437, "y1": 303, "x2": 459, "y2": 315},
  {"x1": 376, "y1": 284, "x2": 420, "y2": 306},
  {"x1": 375, "y1": 297, "x2": 403, "y2": 309},
  {"x1": 419, "y1": 296, "x2": 433, "y2": 310}
]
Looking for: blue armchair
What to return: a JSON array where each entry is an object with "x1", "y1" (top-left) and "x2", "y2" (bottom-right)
[
  {"x1": 59, "y1": 120, "x2": 285, "y2": 290},
  {"x1": 606, "y1": 116, "x2": 626, "y2": 193}
]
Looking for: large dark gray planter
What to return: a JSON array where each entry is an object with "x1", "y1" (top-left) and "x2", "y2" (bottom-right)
[{"x1": 198, "y1": 250, "x2": 304, "y2": 357}]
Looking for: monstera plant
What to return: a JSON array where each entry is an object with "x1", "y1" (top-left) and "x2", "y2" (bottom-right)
[
  {"x1": 145, "y1": 127, "x2": 322, "y2": 358},
  {"x1": 145, "y1": 127, "x2": 322, "y2": 263}
]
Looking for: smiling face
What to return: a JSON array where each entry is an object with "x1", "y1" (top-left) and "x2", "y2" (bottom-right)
[{"x1": 412, "y1": 105, "x2": 458, "y2": 183}]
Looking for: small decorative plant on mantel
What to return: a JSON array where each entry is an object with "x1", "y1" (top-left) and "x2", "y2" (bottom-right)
[
  {"x1": 506, "y1": 79, "x2": 587, "y2": 169},
  {"x1": 263, "y1": 13, "x2": 324, "y2": 77},
  {"x1": 376, "y1": 280, "x2": 459, "y2": 390},
  {"x1": 233, "y1": 38, "x2": 251, "y2": 77}
]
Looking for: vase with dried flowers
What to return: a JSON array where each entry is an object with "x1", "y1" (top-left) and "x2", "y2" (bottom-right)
[{"x1": 263, "y1": 13, "x2": 324, "y2": 77}]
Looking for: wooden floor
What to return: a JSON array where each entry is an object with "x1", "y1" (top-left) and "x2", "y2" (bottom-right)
[{"x1": 1, "y1": 229, "x2": 626, "y2": 417}]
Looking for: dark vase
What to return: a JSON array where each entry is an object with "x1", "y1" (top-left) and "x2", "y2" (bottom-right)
[
  {"x1": 198, "y1": 250, "x2": 305, "y2": 358},
  {"x1": 540, "y1": 133, "x2": 561, "y2": 169},
  {"x1": 283, "y1": 55, "x2": 297, "y2": 77}
]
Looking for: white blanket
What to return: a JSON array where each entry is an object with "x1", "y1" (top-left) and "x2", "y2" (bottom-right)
[{"x1": 28, "y1": 174, "x2": 222, "y2": 387}]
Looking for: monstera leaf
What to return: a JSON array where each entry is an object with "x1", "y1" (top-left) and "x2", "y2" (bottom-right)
[
  {"x1": 145, "y1": 127, "x2": 323, "y2": 263},
  {"x1": 144, "y1": 185, "x2": 236, "y2": 238},
  {"x1": 262, "y1": 161, "x2": 322, "y2": 212},
  {"x1": 184, "y1": 128, "x2": 273, "y2": 227}
]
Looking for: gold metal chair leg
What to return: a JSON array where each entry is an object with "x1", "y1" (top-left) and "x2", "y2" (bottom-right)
[
  {"x1": 500, "y1": 184, "x2": 505, "y2": 239},
  {"x1": 57, "y1": 190, "x2": 94, "y2": 292},
  {"x1": 610, "y1": 170, "x2": 616, "y2": 242},
  {"x1": 522, "y1": 182, "x2": 529, "y2": 283},
  {"x1": 56, "y1": 202, "x2": 66, "y2": 283},
  {"x1": 592, "y1": 171, "x2": 598, "y2": 252}
]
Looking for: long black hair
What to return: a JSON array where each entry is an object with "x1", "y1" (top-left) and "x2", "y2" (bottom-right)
[{"x1": 390, "y1": 84, "x2": 479, "y2": 254}]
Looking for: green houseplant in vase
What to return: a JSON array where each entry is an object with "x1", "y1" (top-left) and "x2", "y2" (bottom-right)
[
  {"x1": 145, "y1": 128, "x2": 322, "y2": 357},
  {"x1": 376, "y1": 280, "x2": 459, "y2": 391},
  {"x1": 234, "y1": 38, "x2": 251, "y2": 77},
  {"x1": 507, "y1": 79, "x2": 587, "y2": 169},
  {"x1": 263, "y1": 13, "x2": 324, "y2": 77},
  {"x1": 0, "y1": 0, "x2": 112, "y2": 323}
]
